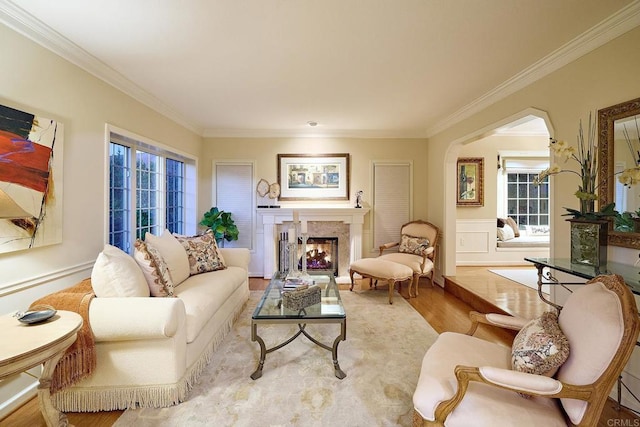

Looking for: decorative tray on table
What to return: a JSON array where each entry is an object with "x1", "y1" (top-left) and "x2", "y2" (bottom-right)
[{"x1": 14, "y1": 305, "x2": 57, "y2": 325}]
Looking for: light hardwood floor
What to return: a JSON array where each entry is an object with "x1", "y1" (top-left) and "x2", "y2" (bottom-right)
[{"x1": 2, "y1": 267, "x2": 637, "y2": 426}]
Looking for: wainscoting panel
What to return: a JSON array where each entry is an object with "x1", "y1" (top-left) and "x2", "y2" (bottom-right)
[{"x1": 456, "y1": 219, "x2": 548, "y2": 266}]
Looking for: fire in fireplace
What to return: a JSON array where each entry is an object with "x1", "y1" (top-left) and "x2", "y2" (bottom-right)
[{"x1": 299, "y1": 237, "x2": 338, "y2": 276}]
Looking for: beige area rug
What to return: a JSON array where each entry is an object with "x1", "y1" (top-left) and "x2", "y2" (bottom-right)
[
  {"x1": 489, "y1": 268, "x2": 550, "y2": 294},
  {"x1": 114, "y1": 288, "x2": 439, "y2": 427}
]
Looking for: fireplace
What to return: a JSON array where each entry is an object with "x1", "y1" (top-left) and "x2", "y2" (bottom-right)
[
  {"x1": 278, "y1": 236, "x2": 339, "y2": 277},
  {"x1": 257, "y1": 206, "x2": 370, "y2": 281}
]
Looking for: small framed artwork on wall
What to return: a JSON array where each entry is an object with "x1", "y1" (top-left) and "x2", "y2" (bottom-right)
[{"x1": 456, "y1": 157, "x2": 484, "y2": 206}]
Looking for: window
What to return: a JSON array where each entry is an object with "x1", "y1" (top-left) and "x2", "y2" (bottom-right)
[
  {"x1": 506, "y1": 172, "x2": 549, "y2": 228},
  {"x1": 108, "y1": 126, "x2": 195, "y2": 252}
]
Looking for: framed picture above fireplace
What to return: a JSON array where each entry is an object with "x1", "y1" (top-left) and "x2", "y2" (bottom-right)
[{"x1": 277, "y1": 153, "x2": 350, "y2": 201}]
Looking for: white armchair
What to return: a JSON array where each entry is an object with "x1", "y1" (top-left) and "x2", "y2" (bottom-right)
[
  {"x1": 378, "y1": 220, "x2": 439, "y2": 296},
  {"x1": 412, "y1": 274, "x2": 640, "y2": 426}
]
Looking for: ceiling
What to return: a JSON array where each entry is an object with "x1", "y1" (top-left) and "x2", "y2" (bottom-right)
[{"x1": 1, "y1": 0, "x2": 639, "y2": 138}]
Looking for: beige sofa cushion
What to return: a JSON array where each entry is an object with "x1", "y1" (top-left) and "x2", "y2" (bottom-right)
[
  {"x1": 91, "y1": 244, "x2": 149, "y2": 298},
  {"x1": 175, "y1": 266, "x2": 248, "y2": 343},
  {"x1": 145, "y1": 229, "x2": 190, "y2": 285}
]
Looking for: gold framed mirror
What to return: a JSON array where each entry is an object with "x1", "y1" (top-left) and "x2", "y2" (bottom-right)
[{"x1": 598, "y1": 97, "x2": 640, "y2": 249}]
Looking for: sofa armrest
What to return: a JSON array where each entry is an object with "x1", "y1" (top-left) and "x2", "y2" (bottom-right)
[
  {"x1": 219, "y1": 248, "x2": 250, "y2": 269},
  {"x1": 89, "y1": 297, "x2": 186, "y2": 342}
]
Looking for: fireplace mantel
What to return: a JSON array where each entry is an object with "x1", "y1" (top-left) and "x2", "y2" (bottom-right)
[{"x1": 257, "y1": 206, "x2": 370, "y2": 280}]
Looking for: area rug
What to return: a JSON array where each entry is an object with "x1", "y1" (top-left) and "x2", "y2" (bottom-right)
[
  {"x1": 488, "y1": 268, "x2": 549, "y2": 294},
  {"x1": 114, "y1": 288, "x2": 439, "y2": 427}
]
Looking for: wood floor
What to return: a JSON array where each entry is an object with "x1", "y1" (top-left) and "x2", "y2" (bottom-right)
[{"x1": 2, "y1": 267, "x2": 637, "y2": 426}]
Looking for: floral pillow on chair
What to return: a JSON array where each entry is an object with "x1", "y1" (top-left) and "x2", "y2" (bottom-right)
[{"x1": 398, "y1": 234, "x2": 430, "y2": 256}]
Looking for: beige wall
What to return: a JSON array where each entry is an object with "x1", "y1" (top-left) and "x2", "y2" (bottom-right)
[
  {"x1": 200, "y1": 137, "x2": 429, "y2": 239},
  {"x1": 457, "y1": 135, "x2": 549, "y2": 221},
  {"x1": 427, "y1": 26, "x2": 640, "y2": 276},
  {"x1": 0, "y1": 24, "x2": 202, "y2": 313}
]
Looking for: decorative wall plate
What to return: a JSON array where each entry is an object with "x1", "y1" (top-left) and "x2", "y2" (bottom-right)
[
  {"x1": 256, "y1": 179, "x2": 270, "y2": 197},
  {"x1": 268, "y1": 182, "x2": 281, "y2": 199}
]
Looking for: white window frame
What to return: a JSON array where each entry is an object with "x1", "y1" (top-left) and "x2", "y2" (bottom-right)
[
  {"x1": 104, "y1": 124, "x2": 197, "y2": 252},
  {"x1": 499, "y1": 157, "x2": 549, "y2": 229}
]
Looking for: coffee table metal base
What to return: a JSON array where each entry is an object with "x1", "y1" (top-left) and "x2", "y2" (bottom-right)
[{"x1": 250, "y1": 318, "x2": 346, "y2": 380}]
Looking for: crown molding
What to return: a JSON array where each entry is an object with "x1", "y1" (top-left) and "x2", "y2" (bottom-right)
[
  {"x1": 2, "y1": 0, "x2": 638, "y2": 140},
  {"x1": 425, "y1": 0, "x2": 640, "y2": 138},
  {"x1": 0, "y1": 0, "x2": 203, "y2": 135},
  {"x1": 202, "y1": 127, "x2": 427, "y2": 139}
]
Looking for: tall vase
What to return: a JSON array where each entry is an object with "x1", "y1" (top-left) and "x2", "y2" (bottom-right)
[{"x1": 568, "y1": 219, "x2": 608, "y2": 268}]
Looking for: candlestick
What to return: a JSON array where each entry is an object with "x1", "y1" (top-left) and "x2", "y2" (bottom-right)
[
  {"x1": 293, "y1": 210, "x2": 299, "y2": 224},
  {"x1": 301, "y1": 220, "x2": 307, "y2": 234},
  {"x1": 288, "y1": 227, "x2": 296, "y2": 244},
  {"x1": 300, "y1": 232, "x2": 309, "y2": 277}
]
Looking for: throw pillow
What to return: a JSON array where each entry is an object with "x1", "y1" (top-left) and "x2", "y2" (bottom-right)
[
  {"x1": 133, "y1": 239, "x2": 176, "y2": 297},
  {"x1": 512, "y1": 311, "x2": 570, "y2": 377},
  {"x1": 505, "y1": 217, "x2": 521, "y2": 237},
  {"x1": 91, "y1": 244, "x2": 150, "y2": 298},
  {"x1": 497, "y1": 218, "x2": 506, "y2": 228},
  {"x1": 497, "y1": 225, "x2": 515, "y2": 241},
  {"x1": 174, "y1": 231, "x2": 227, "y2": 275},
  {"x1": 145, "y1": 229, "x2": 191, "y2": 285},
  {"x1": 398, "y1": 234, "x2": 430, "y2": 256}
]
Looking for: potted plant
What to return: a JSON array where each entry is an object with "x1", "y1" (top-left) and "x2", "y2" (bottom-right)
[
  {"x1": 199, "y1": 207, "x2": 239, "y2": 246},
  {"x1": 533, "y1": 114, "x2": 618, "y2": 266}
]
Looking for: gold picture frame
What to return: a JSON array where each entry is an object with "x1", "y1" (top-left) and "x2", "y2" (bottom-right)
[
  {"x1": 456, "y1": 157, "x2": 484, "y2": 206},
  {"x1": 277, "y1": 153, "x2": 350, "y2": 201}
]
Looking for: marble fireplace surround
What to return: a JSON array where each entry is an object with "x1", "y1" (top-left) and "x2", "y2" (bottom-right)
[{"x1": 257, "y1": 206, "x2": 370, "y2": 282}]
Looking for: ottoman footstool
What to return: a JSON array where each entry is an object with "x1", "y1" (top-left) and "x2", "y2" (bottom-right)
[{"x1": 349, "y1": 258, "x2": 414, "y2": 304}]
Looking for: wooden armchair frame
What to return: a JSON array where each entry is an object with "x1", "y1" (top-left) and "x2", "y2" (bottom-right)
[
  {"x1": 378, "y1": 220, "x2": 439, "y2": 295},
  {"x1": 414, "y1": 274, "x2": 640, "y2": 427}
]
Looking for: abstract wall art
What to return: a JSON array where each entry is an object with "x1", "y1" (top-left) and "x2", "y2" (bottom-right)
[{"x1": 0, "y1": 104, "x2": 63, "y2": 254}]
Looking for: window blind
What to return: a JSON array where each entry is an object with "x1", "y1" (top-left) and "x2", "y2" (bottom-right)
[
  {"x1": 373, "y1": 162, "x2": 411, "y2": 249},
  {"x1": 215, "y1": 163, "x2": 254, "y2": 249}
]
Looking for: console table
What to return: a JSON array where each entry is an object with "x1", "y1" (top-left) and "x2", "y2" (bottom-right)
[
  {"x1": 525, "y1": 257, "x2": 640, "y2": 311},
  {"x1": 0, "y1": 311, "x2": 82, "y2": 426}
]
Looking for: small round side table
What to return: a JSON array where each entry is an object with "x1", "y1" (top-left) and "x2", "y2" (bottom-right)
[{"x1": 0, "y1": 310, "x2": 82, "y2": 427}]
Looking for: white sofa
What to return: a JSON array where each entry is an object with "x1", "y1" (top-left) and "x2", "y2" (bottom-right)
[{"x1": 51, "y1": 233, "x2": 250, "y2": 412}]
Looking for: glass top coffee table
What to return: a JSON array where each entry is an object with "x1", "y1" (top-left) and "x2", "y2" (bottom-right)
[{"x1": 250, "y1": 272, "x2": 347, "y2": 380}]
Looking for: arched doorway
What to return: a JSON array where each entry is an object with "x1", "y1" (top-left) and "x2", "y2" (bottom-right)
[{"x1": 441, "y1": 108, "x2": 554, "y2": 277}]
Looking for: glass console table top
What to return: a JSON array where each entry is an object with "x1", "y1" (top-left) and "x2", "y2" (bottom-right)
[{"x1": 525, "y1": 257, "x2": 640, "y2": 295}]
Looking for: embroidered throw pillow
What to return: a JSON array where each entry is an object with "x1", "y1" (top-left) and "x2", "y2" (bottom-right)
[
  {"x1": 174, "y1": 231, "x2": 227, "y2": 275},
  {"x1": 398, "y1": 234, "x2": 430, "y2": 256},
  {"x1": 512, "y1": 311, "x2": 570, "y2": 377},
  {"x1": 133, "y1": 239, "x2": 176, "y2": 297}
]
